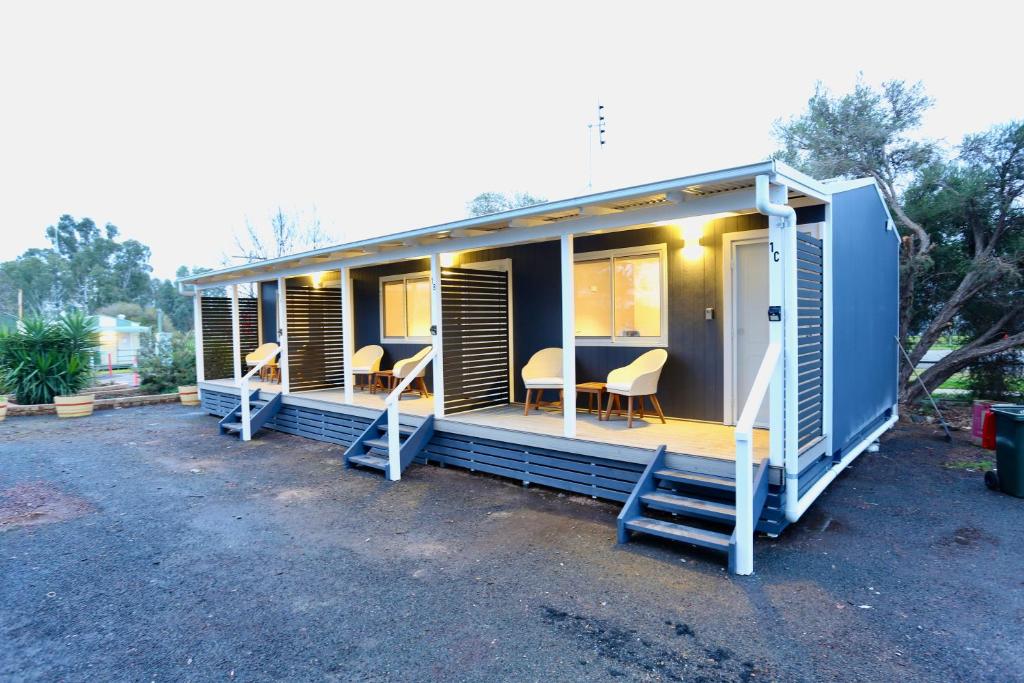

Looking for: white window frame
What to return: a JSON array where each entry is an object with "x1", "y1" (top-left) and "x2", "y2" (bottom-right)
[
  {"x1": 379, "y1": 271, "x2": 432, "y2": 343},
  {"x1": 573, "y1": 243, "x2": 668, "y2": 347}
]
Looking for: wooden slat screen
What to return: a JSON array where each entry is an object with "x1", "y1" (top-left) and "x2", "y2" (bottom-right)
[
  {"x1": 285, "y1": 279, "x2": 343, "y2": 392},
  {"x1": 441, "y1": 267, "x2": 510, "y2": 414},
  {"x1": 795, "y1": 231, "x2": 824, "y2": 448},
  {"x1": 200, "y1": 295, "x2": 258, "y2": 379}
]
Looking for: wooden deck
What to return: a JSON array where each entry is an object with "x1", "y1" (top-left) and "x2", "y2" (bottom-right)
[{"x1": 201, "y1": 379, "x2": 768, "y2": 463}]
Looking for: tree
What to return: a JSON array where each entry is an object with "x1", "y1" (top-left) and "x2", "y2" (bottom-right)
[
  {"x1": 776, "y1": 79, "x2": 1024, "y2": 405},
  {"x1": 230, "y1": 207, "x2": 333, "y2": 264},
  {"x1": 0, "y1": 215, "x2": 154, "y2": 315},
  {"x1": 467, "y1": 191, "x2": 547, "y2": 217}
]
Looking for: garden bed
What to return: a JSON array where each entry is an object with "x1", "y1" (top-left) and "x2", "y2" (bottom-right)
[{"x1": 5, "y1": 393, "x2": 182, "y2": 417}]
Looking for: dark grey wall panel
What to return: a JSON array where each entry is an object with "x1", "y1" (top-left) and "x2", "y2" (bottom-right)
[
  {"x1": 259, "y1": 281, "x2": 278, "y2": 344},
  {"x1": 831, "y1": 186, "x2": 899, "y2": 457},
  {"x1": 796, "y1": 231, "x2": 824, "y2": 448}
]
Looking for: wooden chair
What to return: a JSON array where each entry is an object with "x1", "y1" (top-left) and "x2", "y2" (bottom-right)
[
  {"x1": 245, "y1": 343, "x2": 280, "y2": 382},
  {"x1": 392, "y1": 346, "x2": 432, "y2": 398},
  {"x1": 521, "y1": 347, "x2": 563, "y2": 415},
  {"x1": 350, "y1": 345, "x2": 384, "y2": 391},
  {"x1": 603, "y1": 349, "x2": 668, "y2": 427}
]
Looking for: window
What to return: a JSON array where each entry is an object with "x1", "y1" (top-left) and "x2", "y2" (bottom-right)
[
  {"x1": 380, "y1": 273, "x2": 432, "y2": 341},
  {"x1": 574, "y1": 244, "x2": 667, "y2": 346}
]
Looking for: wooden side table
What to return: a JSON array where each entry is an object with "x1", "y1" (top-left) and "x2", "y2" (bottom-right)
[
  {"x1": 576, "y1": 381, "x2": 607, "y2": 419},
  {"x1": 372, "y1": 370, "x2": 395, "y2": 394}
]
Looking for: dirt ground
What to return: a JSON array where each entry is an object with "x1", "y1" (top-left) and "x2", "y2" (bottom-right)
[{"x1": 1, "y1": 405, "x2": 1022, "y2": 682}]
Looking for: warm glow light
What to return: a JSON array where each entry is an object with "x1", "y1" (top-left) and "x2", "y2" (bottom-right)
[
  {"x1": 680, "y1": 217, "x2": 705, "y2": 261},
  {"x1": 440, "y1": 252, "x2": 457, "y2": 267},
  {"x1": 310, "y1": 271, "x2": 325, "y2": 289}
]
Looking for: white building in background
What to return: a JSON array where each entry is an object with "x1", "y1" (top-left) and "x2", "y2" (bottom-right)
[{"x1": 92, "y1": 314, "x2": 150, "y2": 368}]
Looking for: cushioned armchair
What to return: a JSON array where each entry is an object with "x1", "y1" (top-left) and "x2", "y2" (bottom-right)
[
  {"x1": 245, "y1": 343, "x2": 280, "y2": 382},
  {"x1": 521, "y1": 347, "x2": 563, "y2": 415},
  {"x1": 604, "y1": 349, "x2": 668, "y2": 427},
  {"x1": 392, "y1": 346, "x2": 432, "y2": 398},
  {"x1": 350, "y1": 345, "x2": 384, "y2": 391}
]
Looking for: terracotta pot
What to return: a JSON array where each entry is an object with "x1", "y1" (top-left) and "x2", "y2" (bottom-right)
[
  {"x1": 178, "y1": 385, "x2": 200, "y2": 406},
  {"x1": 54, "y1": 394, "x2": 95, "y2": 418},
  {"x1": 0, "y1": 396, "x2": 7, "y2": 422}
]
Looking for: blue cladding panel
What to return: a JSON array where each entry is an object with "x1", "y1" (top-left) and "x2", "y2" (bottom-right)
[
  {"x1": 260, "y1": 281, "x2": 278, "y2": 343},
  {"x1": 831, "y1": 186, "x2": 899, "y2": 457}
]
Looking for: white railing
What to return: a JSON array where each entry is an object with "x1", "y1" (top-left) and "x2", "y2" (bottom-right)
[
  {"x1": 383, "y1": 348, "x2": 436, "y2": 481},
  {"x1": 733, "y1": 342, "x2": 781, "y2": 576},
  {"x1": 236, "y1": 334, "x2": 286, "y2": 442}
]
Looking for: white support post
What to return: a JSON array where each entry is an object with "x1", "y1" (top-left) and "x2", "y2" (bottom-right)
[
  {"x1": 822, "y1": 204, "x2": 834, "y2": 456},
  {"x1": 277, "y1": 277, "x2": 290, "y2": 394},
  {"x1": 230, "y1": 284, "x2": 242, "y2": 382},
  {"x1": 430, "y1": 253, "x2": 446, "y2": 418},
  {"x1": 193, "y1": 291, "x2": 205, "y2": 384},
  {"x1": 767, "y1": 203, "x2": 785, "y2": 469},
  {"x1": 340, "y1": 267, "x2": 354, "y2": 404},
  {"x1": 560, "y1": 234, "x2": 577, "y2": 438}
]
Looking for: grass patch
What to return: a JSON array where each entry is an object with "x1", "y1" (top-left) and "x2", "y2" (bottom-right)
[{"x1": 945, "y1": 458, "x2": 995, "y2": 472}]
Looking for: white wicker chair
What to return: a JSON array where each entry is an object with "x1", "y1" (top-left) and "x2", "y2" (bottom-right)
[
  {"x1": 604, "y1": 349, "x2": 668, "y2": 427},
  {"x1": 392, "y1": 346, "x2": 432, "y2": 398},
  {"x1": 521, "y1": 347, "x2": 563, "y2": 415},
  {"x1": 350, "y1": 345, "x2": 384, "y2": 391}
]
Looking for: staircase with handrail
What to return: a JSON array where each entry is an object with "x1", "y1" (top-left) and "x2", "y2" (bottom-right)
[
  {"x1": 344, "y1": 348, "x2": 437, "y2": 480},
  {"x1": 218, "y1": 338, "x2": 285, "y2": 441},
  {"x1": 617, "y1": 343, "x2": 779, "y2": 574}
]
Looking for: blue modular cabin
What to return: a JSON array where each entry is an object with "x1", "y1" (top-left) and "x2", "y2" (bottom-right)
[{"x1": 179, "y1": 160, "x2": 899, "y2": 575}]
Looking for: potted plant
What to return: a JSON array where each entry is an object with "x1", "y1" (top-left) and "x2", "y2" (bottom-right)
[{"x1": 0, "y1": 311, "x2": 99, "y2": 417}]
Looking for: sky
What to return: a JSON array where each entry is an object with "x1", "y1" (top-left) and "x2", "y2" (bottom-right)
[{"x1": 2, "y1": 1, "x2": 1021, "y2": 279}]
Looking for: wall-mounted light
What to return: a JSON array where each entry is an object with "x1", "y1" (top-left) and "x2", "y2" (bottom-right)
[
  {"x1": 680, "y1": 218, "x2": 707, "y2": 260},
  {"x1": 310, "y1": 271, "x2": 326, "y2": 289},
  {"x1": 439, "y1": 252, "x2": 457, "y2": 267}
]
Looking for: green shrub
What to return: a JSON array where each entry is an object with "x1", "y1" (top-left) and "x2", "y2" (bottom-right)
[
  {"x1": 137, "y1": 332, "x2": 196, "y2": 394},
  {"x1": 0, "y1": 311, "x2": 99, "y2": 404}
]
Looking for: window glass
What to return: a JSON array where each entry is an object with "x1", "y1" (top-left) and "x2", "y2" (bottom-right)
[
  {"x1": 405, "y1": 277, "x2": 431, "y2": 338},
  {"x1": 382, "y1": 280, "x2": 406, "y2": 337},
  {"x1": 614, "y1": 254, "x2": 661, "y2": 338},
  {"x1": 574, "y1": 260, "x2": 612, "y2": 336}
]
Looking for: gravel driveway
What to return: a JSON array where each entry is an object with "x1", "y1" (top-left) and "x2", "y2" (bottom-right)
[{"x1": 0, "y1": 405, "x2": 1021, "y2": 681}]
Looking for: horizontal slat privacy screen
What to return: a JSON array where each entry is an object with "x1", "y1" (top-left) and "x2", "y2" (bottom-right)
[
  {"x1": 285, "y1": 278, "x2": 343, "y2": 392},
  {"x1": 201, "y1": 295, "x2": 258, "y2": 379},
  {"x1": 441, "y1": 266, "x2": 510, "y2": 414},
  {"x1": 796, "y1": 231, "x2": 824, "y2": 449}
]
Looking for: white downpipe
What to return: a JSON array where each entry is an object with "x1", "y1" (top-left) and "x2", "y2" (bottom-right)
[
  {"x1": 383, "y1": 348, "x2": 436, "y2": 481},
  {"x1": 754, "y1": 175, "x2": 802, "y2": 525},
  {"x1": 787, "y1": 413, "x2": 897, "y2": 521},
  {"x1": 733, "y1": 342, "x2": 781, "y2": 575}
]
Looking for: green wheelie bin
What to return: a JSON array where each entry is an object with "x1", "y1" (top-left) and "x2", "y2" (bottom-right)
[{"x1": 990, "y1": 405, "x2": 1024, "y2": 498}]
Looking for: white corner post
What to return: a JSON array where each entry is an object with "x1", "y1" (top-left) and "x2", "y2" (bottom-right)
[
  {"x1": 230, "y1": 284, "x2": 242, "y2": 382},
  {"x1": 340, "y1": 267, "x2": 354, "y2": 404},
  {"x1": 193, "y1": 289, "x2": 205, "y2": 385},
  {"x1": 560, "y1": 234, "x2": 577, "y2": 438},
  {"x1": 430, "y1": 253, "x2": 446, "y2": 418},
  {"x1": 277, "y1": 277, "x2": 290, "y2": 394},
  {"x1": 766, "y1": 199, "x2": 786, "y2": 470},
  {"x1": 822, "y1": 203, "x2": 834, "y2": 457}
]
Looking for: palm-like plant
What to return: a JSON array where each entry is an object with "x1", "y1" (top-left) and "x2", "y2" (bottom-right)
[{"x1": 0, "y1": 312, "x2": 99, "y2": 405}]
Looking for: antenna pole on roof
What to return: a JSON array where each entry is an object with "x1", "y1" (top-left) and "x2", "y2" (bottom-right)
[{"x1": 586, "y1": 101, "x2": 606, "y2": 191}]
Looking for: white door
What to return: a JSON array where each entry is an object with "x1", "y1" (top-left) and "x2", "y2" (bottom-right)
[{"x1": 733, "y1": 239, "x2": 770, "y2": 427}]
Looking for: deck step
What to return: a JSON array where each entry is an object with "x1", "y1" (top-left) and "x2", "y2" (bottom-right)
[
  {"x1": 348, "y1": 453, "x2": 388, "y2": 470},
  {"x1": 640, "y1": 491, "x2": 736, "y2": 522},
  {"x1": 221, "y1": 421, "x2": 242, "y2": 432},
  {"x1": 377, "y1": 424, "x2": 416, "y2": 436},
  {"x1": 363, "y1": 437, "x2": 402, "y2": 451},
  {"x1": 654, "y1": 469, "x2": 735, "y2": 492},
  {"x1": 624, "y1": 517, "x2": 731, "y2": 552}
]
